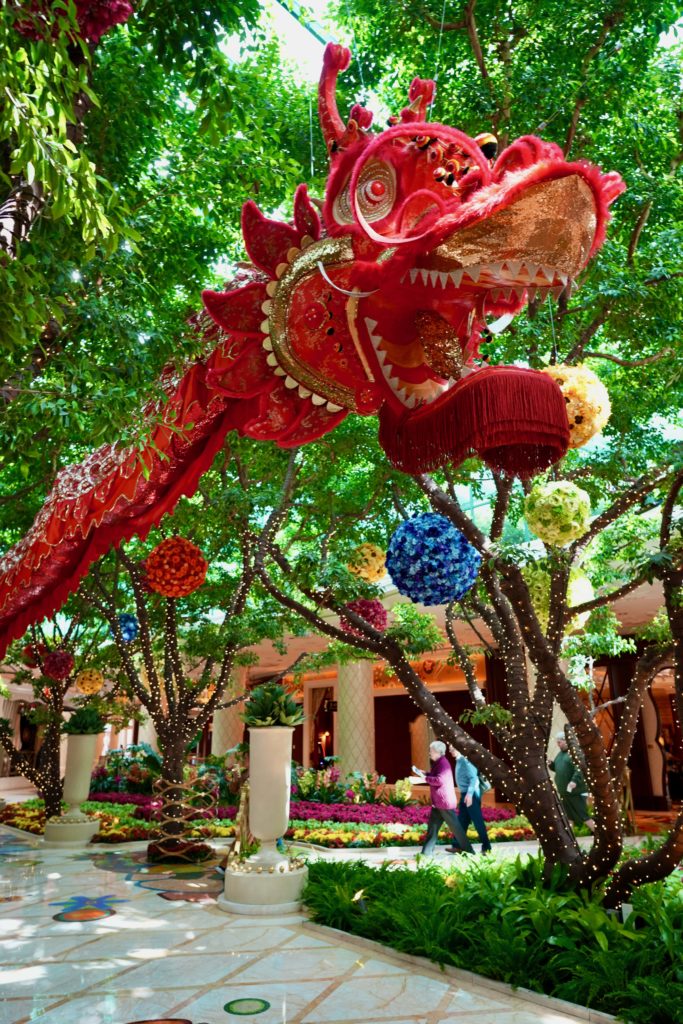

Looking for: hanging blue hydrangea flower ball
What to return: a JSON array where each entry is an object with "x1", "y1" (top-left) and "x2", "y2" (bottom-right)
[
  {"x1": 114, "y1": 613, "x2": 139, "y2": 643},
  {"x1": 386, "y1": 513, "x2": 481, "y2": 606}
]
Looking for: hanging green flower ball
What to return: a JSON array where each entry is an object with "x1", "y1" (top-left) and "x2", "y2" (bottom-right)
[
  {"x1": 524, "y1": 481, "x2": 591, "y2": 546},
  {"x1": 523, "y1": 566, "x2": 594, "y2": 634}
]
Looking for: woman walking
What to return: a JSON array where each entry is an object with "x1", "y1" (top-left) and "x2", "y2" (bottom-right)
[{"x1": 414, "y1": 741, "x2": 474, "y2": 856}]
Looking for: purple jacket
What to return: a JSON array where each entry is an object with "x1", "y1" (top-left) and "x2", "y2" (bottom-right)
[{"x1": 424, "y1": 755, "x2": 457, "y2": 810}]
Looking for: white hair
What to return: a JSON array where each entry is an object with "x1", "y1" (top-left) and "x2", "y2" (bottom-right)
[
  {"x1": 556, "y1": 732, "x2": 567, "y2": 741},
  {"x1": 430, "y1": 740, "x2": 446, "y2": 757}
]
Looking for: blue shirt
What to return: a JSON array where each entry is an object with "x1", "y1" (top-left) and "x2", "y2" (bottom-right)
[{"x1": 455, "y1": 755, "x2": 480, "y2": 799}]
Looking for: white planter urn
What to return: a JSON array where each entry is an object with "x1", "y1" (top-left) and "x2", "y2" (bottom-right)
[
  {"x1": 43, "y1": 733, "x2": 100, "y2": 847},
  {"x1": 219, "y1": 725, "x2": 307, "y2": 916}
]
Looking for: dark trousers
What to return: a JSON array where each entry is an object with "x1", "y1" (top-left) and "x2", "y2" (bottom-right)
[
  {"x1": 455, "y1": 795, "x2": 491, "y2": 851},
  {"x1": 421, "y1": 806, "x2": 474, "y2": 855}
]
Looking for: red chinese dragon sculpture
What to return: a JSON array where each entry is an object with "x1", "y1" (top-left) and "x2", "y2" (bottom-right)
[{"x1": 0, "y1": 45, "x2": 624, "y2": 656}]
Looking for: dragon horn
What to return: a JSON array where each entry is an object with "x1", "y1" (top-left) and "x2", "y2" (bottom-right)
[{"x1": 318, "y1": 43, "x2": 351, "y2": 152}]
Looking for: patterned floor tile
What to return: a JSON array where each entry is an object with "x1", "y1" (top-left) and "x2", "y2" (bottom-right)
[
  {"x1": 178, "y1": 979, "x2": 332, "y2": 1024},
  {"x1": 300, "y1": 973, "x2": 453, "y2": 1021}
]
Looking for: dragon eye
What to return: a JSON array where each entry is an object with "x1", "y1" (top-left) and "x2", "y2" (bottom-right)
[
  {"x1": 357, "y1": 161, "x2": 395, "y2": 221},
  {"x1": 332, "y1": 160, "x2": 396, "y2": 225}
]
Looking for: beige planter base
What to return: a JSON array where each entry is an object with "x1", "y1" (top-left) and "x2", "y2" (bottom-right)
[
  {"x1": 43, "y1": 816, "x2": 99, "y2": 848},
  {"x1": 218, "y1": 862, "x2": 308, "y2": 916}
]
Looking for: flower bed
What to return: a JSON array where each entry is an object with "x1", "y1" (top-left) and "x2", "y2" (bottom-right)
[
  {"x1": 86, "y1": 793, "x2": 516, "y2": 826},
  {"x1": 1, "y1": 798, "x2": 531, "y2": 847}
]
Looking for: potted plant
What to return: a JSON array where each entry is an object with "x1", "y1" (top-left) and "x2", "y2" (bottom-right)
[
  {"x1": 219, "y1": 683, "x2": 306, "y2": 915},
  {"x1": 44, "y1": 703, "x2": 106, "y2": 846}
]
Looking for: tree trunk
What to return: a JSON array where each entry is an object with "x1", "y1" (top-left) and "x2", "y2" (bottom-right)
[
  {"x1": 147, "y1": 726, "x2": 211, "y2": 862},
  {"x1": 0, "y1": 180, "x2": 44, "y2": 258},
  {"x1": 0, "y1": 716, "x2": 63, "y2": 818}
]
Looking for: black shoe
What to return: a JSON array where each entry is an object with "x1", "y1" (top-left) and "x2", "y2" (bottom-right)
[{"x1": 446, "y1": 846, "x2": 463, "y2": 854}]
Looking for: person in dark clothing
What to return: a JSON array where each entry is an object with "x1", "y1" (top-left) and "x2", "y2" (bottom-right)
[
  {"x1": 448, "y1": 745, "x2": 491, "y2": 853},
  {"x1": 414, "y1": 741, "x2": 474, "y2": 855},
  {"x1": 549, "y1": 733, "x2": 595, "y2": 831}
]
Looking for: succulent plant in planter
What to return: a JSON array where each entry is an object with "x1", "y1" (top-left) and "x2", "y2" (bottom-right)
[
  {"x1": 241, "y1": 683, "x2": 304, "y2": 727},
  {"x1": 62, "y1": 705, "x2": 106, "y2": 735}
]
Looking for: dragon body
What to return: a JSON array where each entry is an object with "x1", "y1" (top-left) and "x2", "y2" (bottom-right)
[{"x1": 0, "y1": 45, "x2": 623, "y2": 655}]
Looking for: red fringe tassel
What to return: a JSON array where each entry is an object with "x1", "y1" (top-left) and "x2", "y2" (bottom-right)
[{"x1": 378, "y1": 366, "x2": 569, "y2": 478}]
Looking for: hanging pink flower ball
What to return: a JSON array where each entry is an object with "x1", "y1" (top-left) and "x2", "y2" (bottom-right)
[
  {"x1": 15, "y1": 0, "x2": 134, "y2": 45},
  {"x1": 339, "y1": 598, "x2": 388, "y2": 637},
  {"x1": 43, "y1": 649, "x2": 74, "y2": 681}
]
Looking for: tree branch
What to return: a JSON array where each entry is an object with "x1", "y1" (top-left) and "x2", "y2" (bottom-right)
[
  {"x1": 581, "y1": 347, "x2": 673, "y2": 367},
  {"x1": 626, "y1": 200, "x2": 652, "y2": 265}
]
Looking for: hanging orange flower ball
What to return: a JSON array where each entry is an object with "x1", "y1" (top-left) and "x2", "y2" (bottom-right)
[
  {"x1": 542, "y1": 364, "x2": 611, "y2": 448},
  {"x1": 143, "y1": 536, "x2": 208, "y2": 598},
  {"x1": 75, "y1": 668, "x2": 104, "y2": 695},
  {"x1": 347, "y1": 543, "x2": 386, "y2": 583}
]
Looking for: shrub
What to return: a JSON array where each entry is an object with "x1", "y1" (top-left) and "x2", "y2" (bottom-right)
[
  {"x1": 63, "y1": 705, "x2": 106, "y2": 734},
  {"x1": 303, "y1": 858, "x2": 683, "y2": 1024}
]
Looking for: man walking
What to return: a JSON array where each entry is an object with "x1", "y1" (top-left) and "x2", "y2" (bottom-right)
[{"x1": 549, "y1": 732, "x2": 595, "y2": 832}]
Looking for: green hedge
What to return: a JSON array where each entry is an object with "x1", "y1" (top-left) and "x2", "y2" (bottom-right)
[{"x1": 303, "y1": 856, "x2": 683, "y2": 1024}]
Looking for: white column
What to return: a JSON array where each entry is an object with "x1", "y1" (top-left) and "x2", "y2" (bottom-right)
[
  {"x1": 410, "y1": 714, "x2": 434, "y2": 771},
  {"x1": 211, "y1": 668, "x2": 247, "y2": 758},
  {"x1": 136, "y1": 717, "x2": 158, "y2": 751},
  {"x1": 641, "y1": 687, "x2": 665, "y2": 798},
  {"x1": 335, "y1": 661, "x2": 375, "y2": 776}
]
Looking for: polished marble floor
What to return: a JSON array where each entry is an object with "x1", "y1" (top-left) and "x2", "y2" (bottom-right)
[{"x1": 0, "y1": 826, "x2": 597, "y2": 1024}]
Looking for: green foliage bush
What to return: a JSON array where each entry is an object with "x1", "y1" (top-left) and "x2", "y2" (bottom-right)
[
  {"x1": 242, "y1": 682, "x2": 304, "y2": 727},
  {"x1": 304, "y1": 857, "x2": 683, "y2": 1024},
  {"x1": 62, "y1": 705, "x2": 105, "y2": 734}
]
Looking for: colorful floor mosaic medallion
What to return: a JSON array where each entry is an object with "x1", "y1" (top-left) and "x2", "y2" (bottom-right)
[
  {"x1": 88, "y1": 848, "x2": 223, "y2": 901},
  {"x1": 157, "y1": 890, "x2": 217, "y2": 902},
  {"x1": 224, "y1": 998, "x2": 270, "y2": 1015},
  {"x1": 50, "y1": 894, "x2": 128, "y2": 921}
]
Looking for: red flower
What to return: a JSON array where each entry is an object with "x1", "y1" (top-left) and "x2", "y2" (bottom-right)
[
  {"x1": 15, "y1": 0, "x2": 134, "y2": 45},
  {"x1": 143, "y1": 537, "x2": 208, "y2": 598},
  {"x1": 339, "y1": 598, "x2": 388, "y2": 636},
  {"x1": 43, "y1": 649, "x2": 74, "y2": 680}
]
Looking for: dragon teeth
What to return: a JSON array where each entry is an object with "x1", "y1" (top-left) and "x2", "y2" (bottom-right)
[
  {"x1": 326, "y1": 401, "x2": 344, "y2": 412},
  {"x1": 262, "y1": 337, "x2": 273, "y2": 351},
  {"x1": 450, "y1": 269, "x2": 463, "y2": 287},
  {"x1": 409, "y1": 268, "x2": 419, "y2": 284},
  {"x1": 311, "y1": 394, "x2": 327, "y2": 406}
]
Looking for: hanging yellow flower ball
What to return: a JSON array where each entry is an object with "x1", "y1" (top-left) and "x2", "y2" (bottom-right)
[
  {"x1": 542, "y1": 364, "x2": 611, "y2": 447},
  {"x1": 347, "y1": 543, "x2": 386, "y2": 583},
  {"x1": 523, "y1": 566, "x2": 594, "y2": 634},
  {"x1": 75, "y1": 668, "x2": 104, "y2": 695},
  {"x1": 524, "y1": 481, "x2": 591, "y2": 546}
]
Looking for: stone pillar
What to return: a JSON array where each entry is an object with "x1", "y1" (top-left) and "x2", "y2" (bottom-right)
[
  {"x1": 136, "y1": 717, "x2": 158, "y2": 751},
  {"x1": 211, "y1": 668, "x2": 247, "y2": 759},
  {"x1": 410, "y1": 714, "x2": 434, "y2": 772},
  {"x1": 335, "y1": 661, "x2": 375, "y2": 776}
]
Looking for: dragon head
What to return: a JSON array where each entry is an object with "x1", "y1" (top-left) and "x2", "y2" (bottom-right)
[{"x1": 203, "y1": 44, "x2": 624, "y2": 476}]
